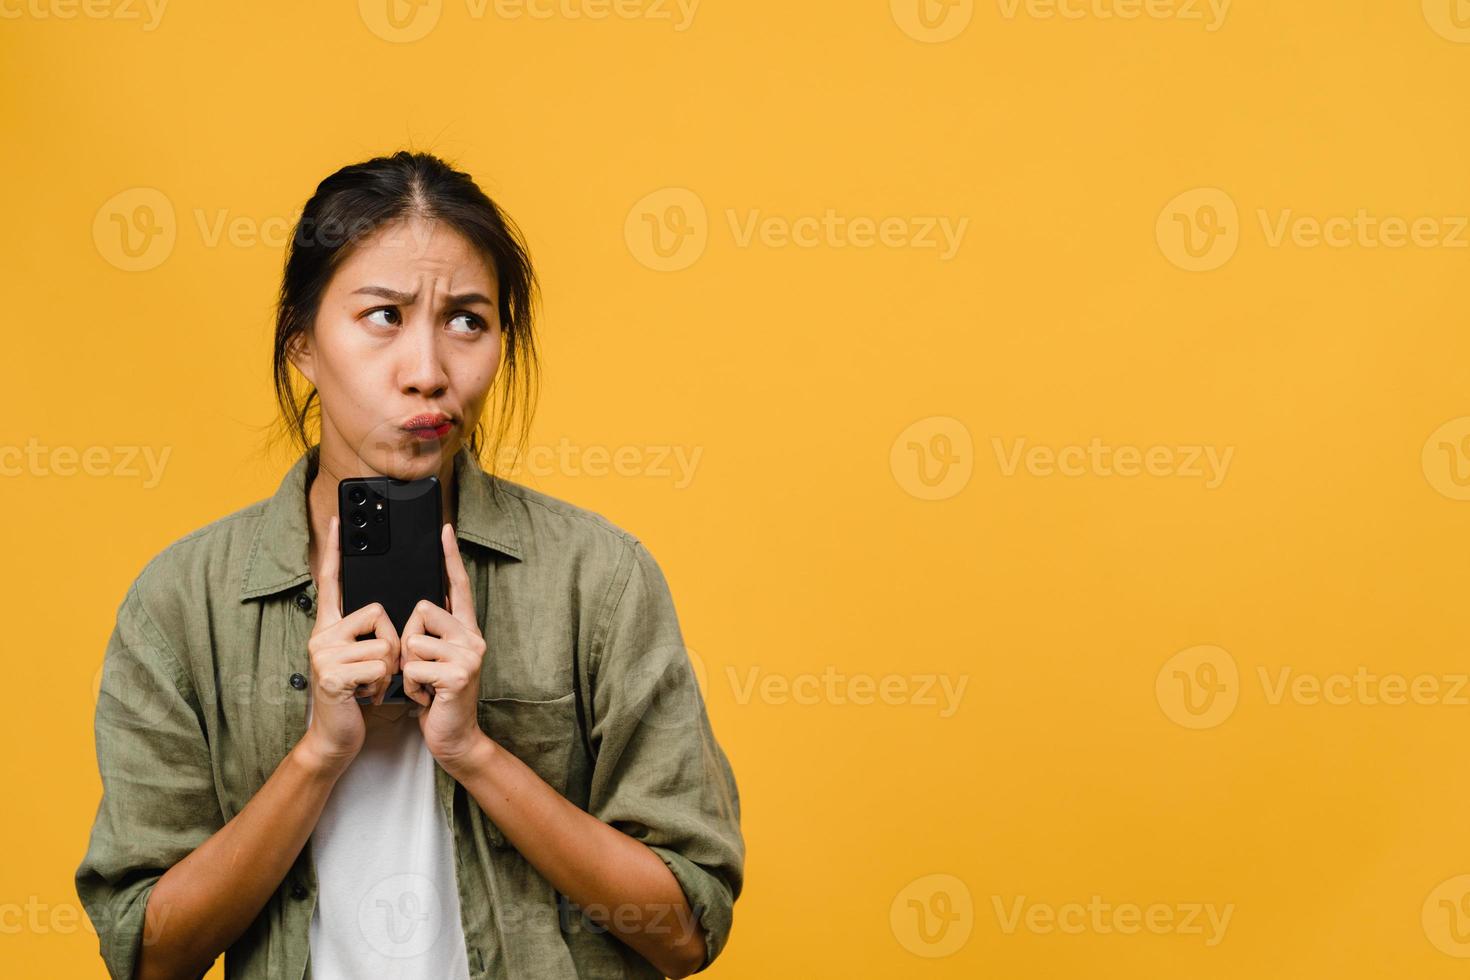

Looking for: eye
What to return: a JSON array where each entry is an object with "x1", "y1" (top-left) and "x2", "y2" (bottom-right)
[
  {"x1": 448, "y1": 312, "x2": 486, "y2": 335},
  {"x1": 365, "y1": 307, "x2": 401, "y2": 328}
]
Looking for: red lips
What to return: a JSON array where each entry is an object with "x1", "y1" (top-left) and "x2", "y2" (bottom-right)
[
  {"x1": 400, "y1": 413, "x2": 453, "y2": 440},
  {"x1": 400, "y1": 412, "x2": 450, "y2": 429}
]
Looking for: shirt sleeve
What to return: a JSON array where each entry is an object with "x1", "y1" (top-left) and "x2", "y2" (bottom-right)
[
  {"x1": 585, "y1": 539, "x2": 745, "y2": 972},
  {"x1": 74, "y1": 577, "x2": 223, "y2": 980}
]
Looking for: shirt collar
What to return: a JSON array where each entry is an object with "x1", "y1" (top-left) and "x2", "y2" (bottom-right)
[{"x1": 239, "y1": 442, "x2": 524, "y2": 601}]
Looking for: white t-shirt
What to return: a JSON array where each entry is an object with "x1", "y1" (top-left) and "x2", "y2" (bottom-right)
[{"x1": 305, "y1": 697, "x2": 472, "y2": 980}]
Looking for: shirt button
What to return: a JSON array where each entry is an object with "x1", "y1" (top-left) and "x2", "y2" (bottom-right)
[
  {"x1": 295, "y1": 592, "x2": 313, "y2": 613},
  {"x1": 289, "y1": 672, "x2": 307, "y2": 690},
  {"x1": 290, "y1": 883, "x2": 308, "y2": 900}
]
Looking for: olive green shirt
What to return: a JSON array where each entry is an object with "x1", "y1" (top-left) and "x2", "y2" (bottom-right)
[{"x1": 75, "y1": 444, "x2": 744, "y2": 979}]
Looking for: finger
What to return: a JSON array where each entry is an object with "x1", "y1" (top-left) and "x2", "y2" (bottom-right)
[
  {"x1": 403, "y1": 633, "x2": 464, "y2": 664},
  {"x1": 409, "y1": 599, "x2": 468, "y2": 642},
  {"x1": 366, "y1": 603, "x2": 401, "y2": 701},
  {"x1": 399, "y1": 602, "x2": 428, "y2": 705},
  {"x1": 310, "y1": 634, "x2": 395, "y2": 702},
  {"x1": 399, "y1": 629, "x2": 433, "y2": 708},
  {"x1": 403, "y1": 680, "x2": 431, "y2": 708},
  {"x1": 330, "y1": 601, "x2": 401, "y2": 648},
  {"x1": 401, "y1": 660, "x2": 472, "y2": 700},
  {"x1": 317, "y1": 515, "x2": 387, "y2": 696},
  {"x1": 320, "y1": 659, "x2": 388, "y2": 699},
  {"x1": 442, "y1": 523, "x2": 475, "y2": 625},
  {"x1": 313, "y1": 637, "x2": 393, "y2": 667},
  {"x1": 331, "y1": 602, "x2": 400, "y2": 701},
  {"x1": 373, "y1": 670, "x2": 390, "y2": 705},
  {"x1": 316, "y1": 516, "x2": 343, "y2": 628},
  {"x1": 329, "y1": 661, "x2": 385, "y2": 700}
]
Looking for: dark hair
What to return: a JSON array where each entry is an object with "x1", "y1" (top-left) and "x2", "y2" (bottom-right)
[{"x1": 268, "y1": 150, "x2": 540, "y2": 473}]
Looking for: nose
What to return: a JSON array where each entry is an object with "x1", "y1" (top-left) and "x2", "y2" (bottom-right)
[{"x1": 397, "y1": 315, "x2": 450, "y2": 398}]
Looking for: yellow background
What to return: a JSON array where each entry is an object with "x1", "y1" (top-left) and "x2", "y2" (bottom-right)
[{"x1": 6, "y1": 0, "x2": 1470, "y2": 976}]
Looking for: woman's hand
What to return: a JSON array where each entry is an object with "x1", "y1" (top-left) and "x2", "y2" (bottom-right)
[
  {"x1": 300, "y1": 515, "x2": 402, "y2": 773},
  {"x1": 401, "y1": 523, "x2": 488, "y2": 767}
]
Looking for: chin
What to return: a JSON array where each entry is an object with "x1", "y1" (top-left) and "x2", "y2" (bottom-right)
[{"x1": 368, "y1": 438, "x2": 453, "y2": 481}]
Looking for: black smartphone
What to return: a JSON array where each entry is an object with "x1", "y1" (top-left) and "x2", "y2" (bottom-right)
[{"x1": 337, "y1": 474, "x2": 447, "y2": 705}]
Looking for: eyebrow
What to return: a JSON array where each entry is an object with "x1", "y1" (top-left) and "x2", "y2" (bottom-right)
[{"x1": 352, "y1": 285, "x2": 494, "y2": 306}]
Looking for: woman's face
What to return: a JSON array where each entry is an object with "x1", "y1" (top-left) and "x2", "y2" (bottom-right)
[{"x1": 290, "y1": 215, "x2": 502, "y2": 481}]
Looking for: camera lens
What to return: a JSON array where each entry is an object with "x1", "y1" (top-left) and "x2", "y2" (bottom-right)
[
  {"x1": 350, "y1": 510, "x2": 368, "y2": 528},
  {"x1": 348, "y1": 486, "x2": 366, "y2": 505},
  {"x1": 352, "y1": 532, "x2": 370, "y2": 552}
]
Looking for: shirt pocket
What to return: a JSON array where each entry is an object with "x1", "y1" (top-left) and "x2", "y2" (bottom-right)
[{"x1": 475, "y1": 691, "x2": 578, "y2": 848}]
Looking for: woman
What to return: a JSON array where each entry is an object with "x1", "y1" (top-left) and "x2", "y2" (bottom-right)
[{"x1": 75, "y1": 151, "x2": 744, "y2": 980}]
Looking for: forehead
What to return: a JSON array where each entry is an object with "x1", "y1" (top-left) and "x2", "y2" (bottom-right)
[{"x1": 333, "y1": 216, "x2": 496, "y2": 287}]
